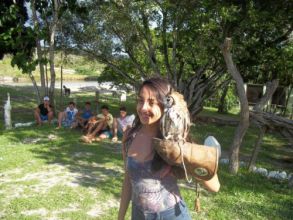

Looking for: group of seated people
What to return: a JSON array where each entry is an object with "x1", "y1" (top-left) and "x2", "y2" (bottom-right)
[{"x1": 34, "y1": 96, "x2": 135, "y2": 142}]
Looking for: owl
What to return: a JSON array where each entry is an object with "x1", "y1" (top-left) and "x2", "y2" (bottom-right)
[{"x1": 160, "y1": 91, "x2": 190, "y2": 142}]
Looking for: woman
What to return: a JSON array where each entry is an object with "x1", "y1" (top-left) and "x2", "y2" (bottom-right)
[{"x1": 118, "y1": 78, "x2": 220, "y2": 220}]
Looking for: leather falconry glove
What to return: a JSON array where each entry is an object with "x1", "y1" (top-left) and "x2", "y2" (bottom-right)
[{"x1": 152, "y1": 138, "x2": 219, "y2": 181}]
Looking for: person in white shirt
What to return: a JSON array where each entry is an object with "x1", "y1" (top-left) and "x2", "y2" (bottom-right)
[
  {"x1": 56, "y1": 101, "x2": 78, "y2": 129},
  {"x1": 112, "y1": 106, "x2": 135, "y2": 142}
]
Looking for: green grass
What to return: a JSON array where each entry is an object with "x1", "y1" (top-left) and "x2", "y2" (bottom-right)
[
  {"x1": 0, "y1": 85, "x2": 292, "y2": 219},
  {"x1": 190, "y1": 123, "x2": 292, "y2": 172},
  {"x1": 0, "y1": 125, "x2": 127, "y2": 219},
  {"x1": 0, "y1": 84, "x2": 136, "y2": 129},
  {"x1": 200, "y1": 106, "x2": 240, "y2": 119}
]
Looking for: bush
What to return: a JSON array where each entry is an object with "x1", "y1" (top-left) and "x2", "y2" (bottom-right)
[
  {"x1": 74, "y1": 66, "x2": 97, "y2": 76},
  {"x1": 204, "y1": 84, "x2": 239, "y2": 113}
]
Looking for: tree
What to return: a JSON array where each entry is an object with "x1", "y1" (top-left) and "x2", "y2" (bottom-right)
[
  {"x1": 222, "y1": 38, "x2": 250, "y2": 174},
  {"x1": 31, "y1": 0, "x2": 65, "y2": 104},
  {"x1": 61, "y1": 0, "x2": 229, "y2": 116},
  {"x1": 28, "y1": 0, "x2": 82, "y2": 103},
  {"x1": 1, "y1": 0, "x2": 85, "y2": 104},
  {"x1": 0, "y1": 0, "x2": 33, "y2": 59},
  {"x1": 62, "y1": 0, "x2": 292, "y2": 117},
  {"x1": 0, "y1": 0, "x2": 41, "y2": 101},
  {"x1": 248, "y1": 79, "x2": 279, "y2": 171},
  {"x1": 31, "y1": 0, "x2": 46, "y2": 90}
]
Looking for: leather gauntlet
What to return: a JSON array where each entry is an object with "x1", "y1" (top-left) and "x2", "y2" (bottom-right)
[{"x1": 153, "y1": 138, "x2": 219, "y2": 181}]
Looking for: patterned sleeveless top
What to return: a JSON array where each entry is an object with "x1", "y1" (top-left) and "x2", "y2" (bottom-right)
[{"x1": 125, "y1": 131, "x2": 181, "y2": 213}]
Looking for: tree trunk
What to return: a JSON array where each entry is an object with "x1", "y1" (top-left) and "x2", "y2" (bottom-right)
[
  {"x1": 247, "y1": 79, "x2": 279, "y2": 171},
  {"x1": 49, "y1": 29, "x2": 56, "y2": 103},
  {"x1": 283, "y1": 85, "x2": 292, "y2": 116},
  {"x1": 45, "y1": 58, "x2": 49, "y2": 96},
  {"x1": 254, "y1": 80, "x2": 279, "y2": 112},
  {"x1": 217, "y1": 83, "x2": 229, "y2": 113},
  {"x1": 248, "y1": 127, "x2": 267, "y2": 171},
  {"x1": 28, "y1": 72, "x2": 41, "y2": 104},
  {"x1": 60, "y1": 51, "x2": 64, "y2": 112},
  {"x1": 251, "y1": 109, "x2": 293, "y2": 146},
  {"x1": 48, "y1": 0, "x2": 59, "y2": 104},
  {"x1": 181, "y1": 68, "x2": 227, "y2": 117},
  {"x1": 31, "y1": 0, "x2": 46, "y2": 92},
  {"x1": 37, "y1": 42, "x2": 46, "y2": 92},
  {"x1": 221, "y1": 38, "x2": 250, "y2": 174}
]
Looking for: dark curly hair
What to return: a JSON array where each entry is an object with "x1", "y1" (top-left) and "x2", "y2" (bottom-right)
[{"x1": 125, "y1": 77, "x2": 172, "y2": 172}]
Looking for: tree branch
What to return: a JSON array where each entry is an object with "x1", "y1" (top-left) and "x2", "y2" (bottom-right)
[
  {"x1": 81, "y1": 47, "x2": 137, "y2": 85},
  {"x1": 110, "y1": 27, "x2": 148, "y2": 79},
  {"x1": 177, "y1": 59, "x2": 185, "y2": 87},
  {"x1": 172, "y1": 12, "x2": 178, "y2": 86},
  {"x1": 265, "y1": 26, "x2": 293, "y2": 47},
  {"x1": 161, "y1": 9, "x2": 172, "y2": 80},
  {"x1": 140, "y1": 10, "x2": 161, "y2": 76},
  {"x1": 253, "y1": 79, "x2": 279, "y2": 111}
]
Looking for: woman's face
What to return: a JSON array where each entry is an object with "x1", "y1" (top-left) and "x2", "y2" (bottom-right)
[{"x1": 136, "y1": 86, "x2": 163, "y2": 125}]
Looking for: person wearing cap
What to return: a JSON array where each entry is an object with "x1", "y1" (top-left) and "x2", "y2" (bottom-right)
[
  {"x1": 56, "y1": 101, "x2": 78, "y2": 129},
  {"x1": 112, "y1": 106, "x2": 135, "y2": 142},
  {"x1": 34, "y1": 96, "x2": 54, "y2": 125}
]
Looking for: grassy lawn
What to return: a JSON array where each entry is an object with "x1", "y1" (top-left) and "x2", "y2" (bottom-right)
[
  {"x1": 0, "y1": 125, "x2": 125, "y2": 219},
  {"x1": 0, "y1": 85, "x2": 292, "y2": 219}
]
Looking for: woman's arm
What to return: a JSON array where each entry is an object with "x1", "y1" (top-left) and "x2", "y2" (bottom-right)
[
  {"x1": 199, "y1": 174, "x2": 220, "y2": 192},
  {"x1": 118, "y1": 134, "x2": 132, "y2": 220},
  {"x1": 118, "y1": 130, "x2": 132, "y2": 220},
  {"x1": 118, "y1": 171, "x2": 132, "y2": 220}
]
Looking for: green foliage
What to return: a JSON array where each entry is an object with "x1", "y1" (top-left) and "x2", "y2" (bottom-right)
[
  {"x1": 205, "y1": 85, "x2": 239, "y2": 112},
  {"x1": 232, "y1": 0, "x2": 293, "y2": 86},
  {"x1": 0, "y1": 55, "x2": 23, "y2": 77},
  {"x1": 74, "y1": 66, "x2": 96, "y2": 76},
  {"x1": 0, "y1": 1, "x2": 37, "y2": 73},
  {"x1": 223, "y1": 88, "x2": 239, "y2": 112},
  {"x1": 11, "y1": 51, "x2": 38, "y2": 74},
  {"x1": 60, "y1": 0, "x2": 292, "y2": 117},
  {"x1": 98, "y1": 58, "x2": 142, "y2": 90}
]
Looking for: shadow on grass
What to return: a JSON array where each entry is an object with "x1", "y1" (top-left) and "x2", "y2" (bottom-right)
[{"x1": 3, "y1": 125, "x2": 124, "y2": 198}]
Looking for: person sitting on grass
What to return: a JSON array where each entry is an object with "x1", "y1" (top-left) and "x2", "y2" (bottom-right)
[
  {"x1": 112, "y1": 106, "x2": 135, "y2": 142},
  {"x1": 71, "y1": 101, "x2": 93, "y2": 129},
  {"x1": 56, "y1": 101, "x2": 78, "y2": 129},
  {"x1": 34, "y1": 96, "x2": 54, "y2": 126},
  {"x1": 81, "y1": 105, "x2": 113, "y2": 143}
]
